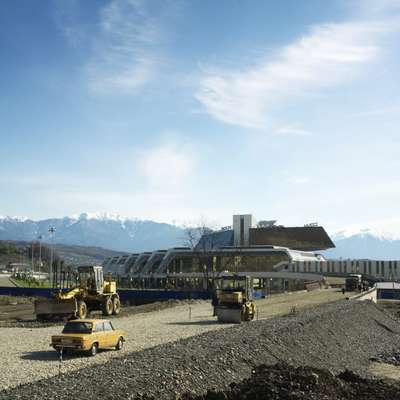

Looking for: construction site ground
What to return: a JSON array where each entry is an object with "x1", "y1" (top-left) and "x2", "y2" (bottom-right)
[
  {"x1": 0, "y1": 288, "x2": 350, "y2": 390},
  {"x1": 0, "y1": 287, "x2": 348, "y2": 325},
  {"x1": 0, "y1": 275, "x2": 16, "y2": 287},
  {"x1": 1, "y1": 298, "x2": 400, "y2": 399}
]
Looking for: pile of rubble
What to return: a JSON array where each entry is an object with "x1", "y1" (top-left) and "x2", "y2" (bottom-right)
[{"x1": 183, "y1": 363, "x2": 400, "y2": 400}]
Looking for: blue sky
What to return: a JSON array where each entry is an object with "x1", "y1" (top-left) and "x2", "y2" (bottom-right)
[{"x1": 0, "y1": 0, "x2": 400, "y2": 235}]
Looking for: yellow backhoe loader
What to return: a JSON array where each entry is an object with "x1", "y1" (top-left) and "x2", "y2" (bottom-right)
[
  {"x1": 35, "y1": 265, "x2": 121, "y2": 321},
  {"x1": 213, "y1": 275, "x2": 256, "y2": 323}
]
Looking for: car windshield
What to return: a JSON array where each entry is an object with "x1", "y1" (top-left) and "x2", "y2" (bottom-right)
[{"x1": 62, "y1": 322, "x2": 92, "y2": 334}]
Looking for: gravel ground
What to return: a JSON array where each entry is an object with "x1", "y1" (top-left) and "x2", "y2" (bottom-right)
[
  {"x1": 1, "y1": 300, "x2": 399, "y2": 399},
  {"x1": 0, "y1": 289, "x2": 351, "y2": 391},
  {"x1": 0, "y1": 300, "x2": 228, "y2": 390}
]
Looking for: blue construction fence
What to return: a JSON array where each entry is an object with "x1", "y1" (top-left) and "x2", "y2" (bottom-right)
[{"x1": 0, "y1": 286, "x2": 211, "y2": 304}]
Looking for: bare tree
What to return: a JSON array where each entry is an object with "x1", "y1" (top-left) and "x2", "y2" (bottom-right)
[{"x1": 182, "y1": 219, "x2": 217, "y2": 290}]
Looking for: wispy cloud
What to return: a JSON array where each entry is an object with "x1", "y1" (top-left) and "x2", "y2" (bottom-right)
[
  {"x1": 196, "y1": 16, "x2": 399, "y2": 128},
  {"x1": 274, "y1": 125, "x2": 312, "y2": 137},
  {"x1": 136, "y1": 142, "x2": 194, "y2": 188},
  {"x1": 86, "y1": 0, "x2": 162, "y2": 93}
]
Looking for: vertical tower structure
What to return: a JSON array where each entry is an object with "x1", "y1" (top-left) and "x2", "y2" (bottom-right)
[{"x1": 233, "y1": 214, "x2": 257, "y2": 246}]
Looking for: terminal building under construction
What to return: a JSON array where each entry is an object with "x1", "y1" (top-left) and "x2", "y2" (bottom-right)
[
  {"x1": 102, "y1": 214, "x2": 339, "y2": 291},
  {"x1": 103, "y1": 214, "x2": 400, "y2": 291}
]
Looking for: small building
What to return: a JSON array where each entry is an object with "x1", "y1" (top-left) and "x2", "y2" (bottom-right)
[{"x1": 376, "y1": 282, "x2": 400, "y2": 303}]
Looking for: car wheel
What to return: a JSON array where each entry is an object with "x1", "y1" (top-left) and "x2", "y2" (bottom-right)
[
  {"x1": 115, "y1": 337, "x2": 123, "y2": 351},
  {"x1": 89, "y1": 343, "x2": 98, "y2": 357}
]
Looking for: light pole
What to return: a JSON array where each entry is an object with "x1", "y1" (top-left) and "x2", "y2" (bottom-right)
[
  {"x1": 37, "y1": 235, "x2": 42, "y2": 277},
  {"x1": 31, "y1": 240, "x2": 34, "y2": 272},
  {"x1": 48, "y1": 227, "x2": 56, "y2": 287}
]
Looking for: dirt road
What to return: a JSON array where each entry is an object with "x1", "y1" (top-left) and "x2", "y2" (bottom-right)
[{"x1": 255, "y1": 288, "x2": 348, "y2": 318}]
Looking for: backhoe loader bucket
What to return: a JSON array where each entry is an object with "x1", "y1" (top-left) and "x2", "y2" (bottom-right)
[
  {"x1": 35, "y1": 298, "x2": 77, "y2": 321},
  {"x1": 216, "y1": 307, "x2": 243, "y2": 323}
]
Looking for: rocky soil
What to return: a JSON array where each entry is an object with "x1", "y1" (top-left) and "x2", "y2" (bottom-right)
[
  {"x1": 1, "y1": 300, "x2": 400, "y2": 399},
  {"x1": 183, "y1": 363, "x2": 400, "y2": 400},
  {"x1": 371, "y1": 351, "x2": 400, "y2": 367}
]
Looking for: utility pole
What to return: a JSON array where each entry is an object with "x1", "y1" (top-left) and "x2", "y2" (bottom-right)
[{"x1": 48, "y1": 227, "x2": 56, "y2": 287}]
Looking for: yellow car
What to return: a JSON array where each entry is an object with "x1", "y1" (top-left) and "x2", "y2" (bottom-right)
[{"x1": 51, "y1": 319, "x2": 125, "y2": 356}]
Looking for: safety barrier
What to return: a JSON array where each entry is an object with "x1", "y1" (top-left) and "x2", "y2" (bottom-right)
[{"x1": 0, "y1": 285, "x2": 211, "y2": 303}]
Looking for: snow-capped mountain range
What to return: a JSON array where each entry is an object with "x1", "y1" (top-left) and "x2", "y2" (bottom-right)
[
  {"x1": 324, "y1": 229, "x2": 400, "y2": 260},
  {"x1": 332, "y1": 228, "x2": 400, "y2": 242},
  {"x1": 0, "y1": 214, "x2": 399, "y2": 259},
  {"x1": 0, "y1": 213, "x2": 186, "y2": 252}
]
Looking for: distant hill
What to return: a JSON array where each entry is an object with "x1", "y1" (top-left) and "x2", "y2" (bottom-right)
[
  {"x1": 0, "y1": 240, "x2": 127, "y2": 266},
  {"x1": 0, "y1": 213, "x2": 186, "y2": 252},
  {"x1": 51, "y1": 243, "x2": 127, "y2": 265},
  {"x1": 0, "y1": 241, "x2": 22, "y2": 265}
]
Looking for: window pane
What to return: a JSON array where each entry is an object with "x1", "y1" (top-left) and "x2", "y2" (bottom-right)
[
  {"x1": 95, "y1": 323, "x2": 104, "y2": 332},
  {"x1": 103, "y1": 322, "x2": 113, "y2": 331}
]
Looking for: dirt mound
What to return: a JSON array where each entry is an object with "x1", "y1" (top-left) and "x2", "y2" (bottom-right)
[
  {"x1": 1, "y1": 301, "x2": 400, "y2": 399},
  {"x1": 183, "y1": 363, "x2": 400, "y2": 400}
]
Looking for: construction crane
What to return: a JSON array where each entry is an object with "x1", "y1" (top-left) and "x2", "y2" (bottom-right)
[
  {"x1": 213, "y1": 275, "x2": 256, "y2": 323},
  {"x1": 35, "y1": 265, "x2": 121, "y2": 321}
]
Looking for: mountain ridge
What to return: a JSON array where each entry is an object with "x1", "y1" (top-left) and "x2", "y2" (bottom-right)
[
  {"x1": 325, "y1": 231, "x2": 400, "y2": 260},
  {"x1": 1, "y1": 215, "x2": 399, "y2": 259},
  {"x1": 0, "y1": 214, "x2": 186, "y2": 253}
]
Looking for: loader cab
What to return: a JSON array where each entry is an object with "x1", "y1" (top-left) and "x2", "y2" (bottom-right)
[{"x1": 78, "y1": 266, "x2": 104, "y2": 294}]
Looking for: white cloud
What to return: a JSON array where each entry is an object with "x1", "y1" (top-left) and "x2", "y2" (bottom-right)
[
  {"x1": 86, "y1": 0, "x2": 162, "y2": 93},
  {"x1": 274, "y1": 125, "x2": 312, "y2": 136},
  {"x1": 196, "y1": 17, "x2": 399, "y2": 128},
  {"x1": 136, "y1": 143, "x2": 194, "y2": 188},
  {"x1": 287, "y1": 177, "x2": 311, "y2": 185}
]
